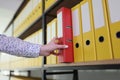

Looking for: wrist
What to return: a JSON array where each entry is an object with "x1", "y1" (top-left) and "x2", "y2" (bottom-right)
[
  {"x1": 40, "y1": 45, "x2": 44, "y2": 56},
  {"x1": 40, "y1": 45, "x2": 49, "y2": 56}
]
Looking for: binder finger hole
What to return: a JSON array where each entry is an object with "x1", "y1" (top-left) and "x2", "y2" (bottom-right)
[
  {"x1": 99, "y1": 36, "x2": 104, "y2": 42},
  {"x1": 75, "y1": 43, "x2": 79, "y2": 48},
  {"x1": 116, "y1": 31, "x2": 120, "y2": 38},
  {"x1": 86, "y1": 40, "x2": 90, "y2": 45}
]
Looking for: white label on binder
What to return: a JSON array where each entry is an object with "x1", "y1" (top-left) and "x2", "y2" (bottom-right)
[
  {"x1": 47, "y1": 26, "x2": 51, "y2": 43},
  {"x1": 81, "y1": 2, "x2": 91, "y2": 33},
  {"x1": 72, "y1": 9, "x2": 80, "y2": 36},
  {"x1": 108, "y1": 0, "x2": 120, "y2": 23},
  {"x1": 57, "y1": 12, "x2": 63, "y2": 37},
  {"x1": 39, "y1": 30, "x2": 43, "y2": 44},
  {"x1": 51, "y1": 22, "x2": 56, "y2": 38},
  {"x1": 92, "y1": 0, "x2": 105, "y2": 28}
]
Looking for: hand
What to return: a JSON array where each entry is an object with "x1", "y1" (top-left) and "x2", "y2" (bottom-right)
[{"x1": 40, "y1": 37, "x2": 68, "y2": 56}]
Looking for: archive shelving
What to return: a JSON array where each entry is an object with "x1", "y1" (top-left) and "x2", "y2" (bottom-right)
[{"x1": 2, "y1": 0, "x2": 120, "y2": 80}]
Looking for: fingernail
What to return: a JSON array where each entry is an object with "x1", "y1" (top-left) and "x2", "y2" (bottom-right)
[{"x1": 64, "y1": 45, "x2": 68, "y2": 48}]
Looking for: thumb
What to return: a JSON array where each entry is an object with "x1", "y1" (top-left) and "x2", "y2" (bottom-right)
[{"x1": 56, "y1": 45, "x2": 68, "y2": 49}]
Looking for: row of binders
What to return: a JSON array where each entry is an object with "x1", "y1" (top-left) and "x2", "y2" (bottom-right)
[
  {"x1": 13, "y1": 0, "x2": 56, "y2": 37},
  {"x1": 46, "y1": 0, "x2": 120, "y2": 64}
]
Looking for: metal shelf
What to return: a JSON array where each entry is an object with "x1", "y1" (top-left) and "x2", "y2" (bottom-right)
[
  {"x1": 0, "y1": 67, "x2": 42, "y2": 73},
  {"x1": 44, "y1": 60, "x2": 120, "y2": 70},
  {"x1": 10, "y1": 67, "x2": 42, "y2": 71}
]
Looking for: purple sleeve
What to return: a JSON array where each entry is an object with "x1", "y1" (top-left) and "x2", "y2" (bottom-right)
[{"x1": 0, "y1": 34, "x2": 41, "y2": 58}]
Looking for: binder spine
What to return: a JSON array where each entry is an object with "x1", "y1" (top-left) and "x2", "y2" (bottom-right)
[{"x1": 57, "y1": 7, "x2": 74, "y2": 63}]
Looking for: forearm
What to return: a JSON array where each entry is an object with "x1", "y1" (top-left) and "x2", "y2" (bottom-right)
[{"x1": 0, "y1": 34, "x2": 41, "y2": 58}]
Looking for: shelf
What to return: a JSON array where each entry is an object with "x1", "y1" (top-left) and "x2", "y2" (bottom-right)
[
  {"x1": 44, "y1": 60, "x2": 120, "y2": 70},
  {"x1": 11, "y1": 67, "x2": 42, "y2": 71},
  {"x1": 44, "y1": 0, "x2": 82, "y2": 25},
  {"x1": 0, "y1": 67, "x2": 42, "y2": 72}
]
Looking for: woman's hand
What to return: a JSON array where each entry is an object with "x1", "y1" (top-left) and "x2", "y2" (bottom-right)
[{"x1": 40, "y1": 37, "x2": 68, "y2": 56}]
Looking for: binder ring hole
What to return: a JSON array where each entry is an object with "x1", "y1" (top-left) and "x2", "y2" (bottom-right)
[
  {"x1": 86, "y1": 40, "x2": 90, "y2": 45},
  {"x1": 116, "y1": 31, "x2": 120, "y2": 38},
  {"x1": 99, "y1": 36, "x2": 104, "y2": 42},
  {"x1": 75, "y1": 43, "x2": 79, "y2": 48}
]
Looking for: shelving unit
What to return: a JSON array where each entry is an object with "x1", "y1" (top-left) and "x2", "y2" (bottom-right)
[
  {"x1": 2, "y1": 0, "x2": 120, "y2": 80},
  {"x1": 42, "y1": 0, "x2": 82, "y2": 80},
  {"x1": 44, "y1": 60, "x2": 120, "y2": 70}
]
